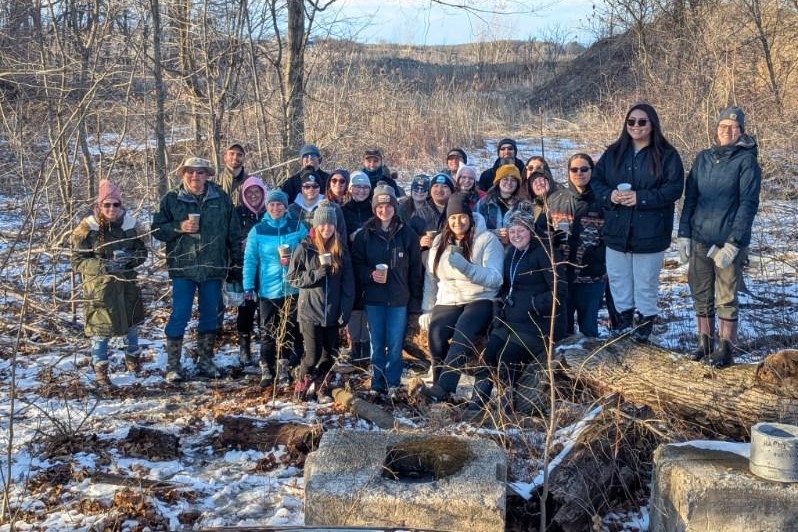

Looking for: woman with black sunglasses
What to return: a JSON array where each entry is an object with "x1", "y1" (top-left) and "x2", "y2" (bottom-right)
[
  {"x1": 591, "y1": 103, "x2": 684, "y2": 343},
  {"x1": 548, "y1": 154, "x2": 606, "y2": 338}
]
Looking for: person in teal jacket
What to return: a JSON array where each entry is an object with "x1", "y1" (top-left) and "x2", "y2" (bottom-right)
[{"x1": 243, "y1": 189, "x2": 308, "y2": 388}]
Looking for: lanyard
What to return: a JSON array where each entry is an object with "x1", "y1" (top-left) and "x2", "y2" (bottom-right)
[{"x1": 506, "y1": 246, "x2": 528, "y2": 306}]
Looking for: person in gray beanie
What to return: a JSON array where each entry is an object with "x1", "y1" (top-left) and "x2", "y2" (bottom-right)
[
  {"x1": 677, "y1": 105, "x2": 760, "y2": 368},
  {"x1": 281, "y1": 143, "x2": 330, "y2": 202}
]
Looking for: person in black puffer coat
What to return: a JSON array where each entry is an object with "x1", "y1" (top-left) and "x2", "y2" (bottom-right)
[
  {"x1": 548, "y1": 154, "x2": 606, "y2": 338},
  {"x1": 591, "y1": 103, "x2": 684, "y2": 343},
  {"x1": 677, "y1": 106, "x2": 761, "y2": 368},
  {"x1": 462, "y1": 208, "x2": 567, "y2": 424}
]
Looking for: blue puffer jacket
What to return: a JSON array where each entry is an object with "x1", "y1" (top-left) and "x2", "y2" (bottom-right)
[
  {"x1": 678, "y1": 136, "x2": 761, "y2": 248},
  {"x1": 592, "y1": 144, "x2": 684, "y2": 253},
  {"x1": 243, "y1": 212, "x2": 308, "y2": 300}
]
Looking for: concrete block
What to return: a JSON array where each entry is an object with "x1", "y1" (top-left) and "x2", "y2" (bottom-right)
[
  {"x1": 304, "y1": 430, "x2": 506, "y2": 532},
  {"x1": 650, "y1": 443, "x2": 798, "y2": 532}
]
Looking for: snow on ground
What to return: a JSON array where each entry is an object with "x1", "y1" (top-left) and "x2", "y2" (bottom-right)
[{"x1": 1, "y1": 142, "x2": 796, "y2": 531}]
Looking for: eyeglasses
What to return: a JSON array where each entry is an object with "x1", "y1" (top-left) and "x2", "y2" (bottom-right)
[
  {"x1": 102, "y1": 202, "x2": 121, "y2": 208},
  {"x1": 569, "y1": 166, "x2": 591, "y2": 174},
  {"x1": 718, "y1": 124, "x2": 740, "y2": 131},
  {"x1": 330, "y1": 178, "x2": 347, "y2": 184},
  {"x1": 351, "y1": 185, "x2": 370, "y2": 190},
  {"x1": 626, "y1": 118, "x2": 648, "y2": 127},
  {"x1": 302, "y1": 183, "x2": 320, "y2": 189}
]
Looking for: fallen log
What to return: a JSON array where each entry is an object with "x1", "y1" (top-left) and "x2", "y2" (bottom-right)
[
  {"x1": 215, "y1": 416, "x2": 322, "y2": 453},
  {"x1": 556, "y1": 336, "x2": 798, "y2": 436},
  {"x1": 331, "y1": 388, "x2": 395, "y2": 429}
]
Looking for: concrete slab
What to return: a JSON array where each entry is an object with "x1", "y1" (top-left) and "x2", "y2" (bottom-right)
[
  {"x1": 649, "y1": 443, "x2": 798, "y2": 532},
  {"x1": 304, "y1": 430, "x2": 507, "y2": 532}
]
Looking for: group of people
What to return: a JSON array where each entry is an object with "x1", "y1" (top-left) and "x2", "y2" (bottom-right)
[{"x1": 72, "y1": 103, "x2": 761, "y2": 420}]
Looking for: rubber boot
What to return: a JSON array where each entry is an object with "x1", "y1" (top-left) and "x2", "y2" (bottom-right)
[
  {"x1": 259, "y1": 362, "x2": 274, "y2": 388},
  {"x1": 708, "y1": 318, "x2": 737, "y2": 368},
  {"x1": 124, "y1": 347, "x2": 142, "y2": 374},
  {"x1": 690, "y1": 315, "x2": 715, "y2": 361},
  {"x1": 93, "y1": 361, "x2": 116, "y2": 389},
  {"x1": 196, "y1": 331, "x2": 220, "y2": 378},
  {"x1": 632, "y1": 313, "x2": 657, "y2": 343},
  {"x1": 165, "y1": 337, "x2": 184, "y2": 383},
  {"x1": 238, "y1": 333, "x2": 252, "y2": 367}
]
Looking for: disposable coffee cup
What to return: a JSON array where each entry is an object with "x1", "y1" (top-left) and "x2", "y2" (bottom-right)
[
  {"x1": 319, "y1": 253, "x2": 332, "y2": 266},
  {"x1": 449, "y1": 244, "x2": 463, "y2": 255},
  {"x1": 375, "y1": 263, "x2": 388, "y2": 283},
  {"x1": 557, "y1": 221, "x2": 570, "y2": 233},
  {"x1": 188, "y1": 213, "x2": 200, "y2": 234},
  {"x1": 426, "y1": 231, "x2": 437, "y2": 239},
  {"x1": 277, "y1": 244, "x2": 291, "y2": 258},
  {"x1": 617, "y1": 183, "x2": 632, "y2": 191},
  {"x1": 112, "y1": 249, "x2": 126, "y2": 262}
]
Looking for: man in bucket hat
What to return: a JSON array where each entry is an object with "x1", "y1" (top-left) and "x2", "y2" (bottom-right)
[{"x1": 153, "y1": 156, "x2": 242, "y2": 382}]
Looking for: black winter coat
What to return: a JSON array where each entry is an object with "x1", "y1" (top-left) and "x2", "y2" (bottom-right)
[
  {"x1": 281, "y1": 168, "x2": 331, "y2": 205},
  {"x1": 288, "y1": 239, "x2": 354, "y2": 327},
  {"x1": 548, "y1": 183, "x2": 607, "y2": 283},
  {"x1": 342, "y1": 198, "x2": 374, "y2": 242},
  {"x1": 591, "y1": 144, "x2": 684, "y2": 254},
  {"x1": 492, "y1": 239, "x2": 567, "y2": 351},
  {"x1": 351, "y1": 217, "x2": 423, "y2": 311},
  {"x1": 678, "y1": 136, "x2": 760, "y2": 248}
]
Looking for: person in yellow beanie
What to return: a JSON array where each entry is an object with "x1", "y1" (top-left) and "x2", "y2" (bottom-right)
[{"x1": 476, "y1": 163, "x2": 523, "y2": 244}]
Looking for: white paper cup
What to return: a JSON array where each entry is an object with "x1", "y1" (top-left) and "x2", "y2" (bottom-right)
[
  {"x1": 375, "y1": 263, "x2": 388, "y2": 283},
  {"x1": 277, "y1": 244, "x2": 291, "y2": 258},
  {"x1": 617, "y1": 183, "x2": 632, "y2": 191},
  {"x1": 319, "y1": 253, "x2": 332, "y2": 266}
]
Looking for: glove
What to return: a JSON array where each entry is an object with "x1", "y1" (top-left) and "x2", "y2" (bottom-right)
[
  {"x1": 244, "y1": 289, "x2": 255, "y2": 301},
  {"x1": 447, "y1": 250, "x2": 473, "y2": 275},
  {"x1": 418, "y1": 312, "x2": 432, "y2": 331},
  {"x1": 677, "y1": 237, "x2": 691, "y2": 265},
  {"x1": 712, "y1": 243, "x2": 739, "y2": 269}
]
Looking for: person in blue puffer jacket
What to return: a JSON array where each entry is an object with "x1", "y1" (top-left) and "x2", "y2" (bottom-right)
[
  {"x1": 242, "y1": 189, "x2": 308, "y2": 388},
  {"x1": 591, "y1": 103, "x2": 685, "y2": 343},
  {"x1": 677, "y1": 106, "x2": 761, "y2": 368}
]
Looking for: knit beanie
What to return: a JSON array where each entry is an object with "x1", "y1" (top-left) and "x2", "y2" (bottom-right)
[
  {"x1": 716, "y1": 106, "x2": 746, "y2": 133},
  {"x1": 372, "y1": 184, "x2": 398, "y2": 210},
  {"x1": 330, "y1": 168, "x2": 350, "y2": 183},
  {"x1": 496, "y1": 138, "x2": 518, "y2": 156},
  {"x1": 446, "y1": 192, "x2": 472, "y2": 218},
  {"x1": 299, "y1": 143, "x2": 321, "y2": 158},
  {"x1": 455, "y1": 164, "x2": 478, "y2": 183},
  {"x1": 349, "y1": 171, "x2": 372, "y2": 190},
  {"x1": 430, "y1": 172, "x2": 455, "y2": 192},
  {"x1": 313, "y1": 204, "x2": 338, "y2": 227},
  {"x1": 266, "y1": 189, "x2": 289, "y2": 208},
  {"x1": 447, "y1": 148, "x2": 468, "y2": 164},
  {"x1": 241, "y1": 175, "x2": 267, "y2": 214},
  {"x1": 506, "y1": 204, "x2": 536, "y2": 233},
  {"x1": 97, "y1": 179, "x2": 122, "y2": 206},
  {"x1": 494, "y1": 164, "x2": 522, "y2": 184}
]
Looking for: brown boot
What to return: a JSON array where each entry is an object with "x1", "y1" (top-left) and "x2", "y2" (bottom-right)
[
  {"x1": 93, "y1": 361, "x2": 116, "y2": 389},
  {"x1": 196, "y1": 331, "x2": 220, "y2": 379},
  {"x1": 689, "y1": 315, "x2": 715, "y2": 362},
  {"x1": 165, "y1": 337, "x2": 184, "y2": 383},
  {"x1": 124, "y1": 347, "x2": 142, "y2": 373}
]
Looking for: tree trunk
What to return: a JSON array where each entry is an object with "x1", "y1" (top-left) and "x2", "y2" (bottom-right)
[
  {"x1": 556, "y1": 336, "x2": 798, "y2": 436},
  {"x1": 149, "y1": 0, "x2": 168, "y2": 198},
  {"x1": 283, "y1": 0, "x2": 305, "y2": 161}
]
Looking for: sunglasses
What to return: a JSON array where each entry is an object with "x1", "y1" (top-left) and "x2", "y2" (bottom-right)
[
  {"x1": 569, "y1": 166, "x2": 591, "y2": 174},
  {"x1": 302, "y1": 183, "x2": 320, "y2": 189},
  {"x1": 626, "y1": 118, "x2": 648, "y2": 127},
  {"x1": 330, "y1": 178, "x2": 347, "y2": 184},
  {"x1": 102, "y1": 202, "x2": 121, "y2": 208}
]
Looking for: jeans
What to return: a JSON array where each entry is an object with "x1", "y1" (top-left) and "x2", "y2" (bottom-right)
[
  {"x1": 365, "y1": 304, "x2": 407, "y2": 390},
  {"x1": 428, "y1": 300, "x2": 493, "y2": 393},
  {"x1": 605, "y1": 248, "x2": 664, "y2": 317},
  {"x1": 164, "y1": 278, "x2": 223, "y2": 338},
  {"x1": 91, "y1": 326, "x2": 139, "y2": 364},
  {"x1": 688, "y1": 240, "x2": 745, "y2": 320},
  {"x1": 567, "y1": 281, "x2": 605, "y2": 338}
]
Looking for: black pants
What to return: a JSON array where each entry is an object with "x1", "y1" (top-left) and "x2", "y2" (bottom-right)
[
  {"x1": 236, "y1": 299, "x2": 259, "y2": 334},
  {"x1": 298, "y1": 323, "x2": 338, "y2": 380},
  {"x1": 471, "y1": 332, "x2": 540, "y2": 411},
  {"x1": 428, "y1": 300, "x2": 493, "y2": 394},
  {"x1": 258, "y1": 297, "x2": 301, "y2": 370}
]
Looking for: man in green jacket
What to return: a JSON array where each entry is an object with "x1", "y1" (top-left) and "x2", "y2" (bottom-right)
[{"x1": 153, "y1": 157, "x2": 243, "y2": 382}]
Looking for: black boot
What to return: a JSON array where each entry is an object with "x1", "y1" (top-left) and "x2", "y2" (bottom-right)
[
  {"x1": 612, "y1": 308, "x2": 635, "y2": 337},
  {"x1": 689, "y1": 315, "x2": 715, "y2": 361},
  {"x1": 632, "y1": 313, "x2": 657, "y2": 343},
  {"x1": 708, "y1": 319, "x2": 737, "y2": 368},
  {"x1": 238, "y1": 333, "x2": 252, "y2": 367}
]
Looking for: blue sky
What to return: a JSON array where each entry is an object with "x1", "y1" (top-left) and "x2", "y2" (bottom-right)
[{"x1": 324, "y1": 0, "x2": 597, "y2": 46}]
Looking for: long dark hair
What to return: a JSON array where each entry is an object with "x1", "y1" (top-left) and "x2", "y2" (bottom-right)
[
  {"x1": 432, "y1": 214, "x2": 475, "y2": 278},
  {"x1": 609, "y1": 103, "x2": 675, "y2": 179}
]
